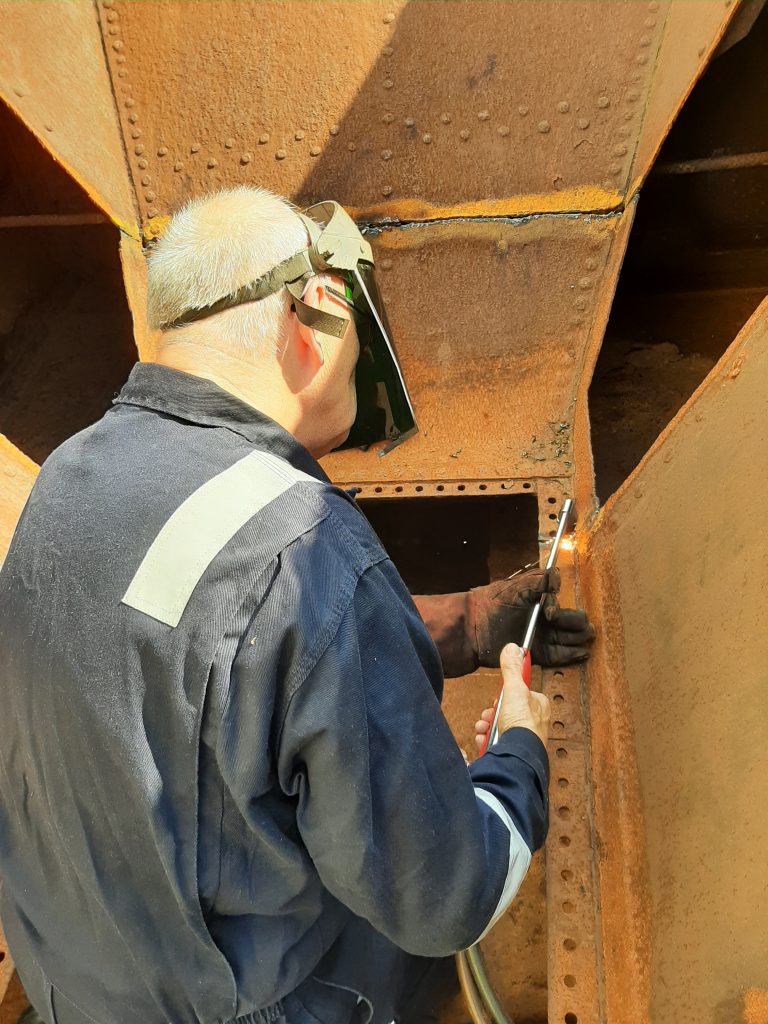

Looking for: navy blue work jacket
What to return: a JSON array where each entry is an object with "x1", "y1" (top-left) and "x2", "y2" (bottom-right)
[{"x1": 0, "y1": 363, "x2": 548, "y2": 1024}]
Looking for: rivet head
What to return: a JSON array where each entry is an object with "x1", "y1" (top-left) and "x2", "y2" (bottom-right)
[
  {"x1": 137, "y1": 158, "x2": 148, "y2": 169},
  {"x1": 404, "y1": 117, "x2": 415, "y2": 127},
  {"x1": 382, "y1": 185, "x2": 393, "y2": 196},
  {"x1": 557, "y1": 101, "x2": 570, "y2": 114},
  {"x1": 131, "y1": 129, "x2": 141, "y2": 139},
  {"x1": 459, "y1": 129, "x2": 470, "y2": 141},
  {"x1": 294, "y1": 130, "x2": 304, "y2": 141},
  {"x1": 225, "y1": 137, "x2": 235, "y2": 148},
  {"x1": 497, "y1": 125, "x2": 510, "y2": 137},
  {"x1": 174, "y1": 161, "x2": 184, "y2": 172},
  {"x1": 112, "y1": 40, "x2": 123, "y2": 50},
  {"x1": 383, "y1": 12, "x2": 395, "y2": 23},
  {"x1": 115, "y1": 54, "x2": 126, "y2": 64},
  {"x1": 207, "y1": 158, "x2": 217, "y2": 168},
  {"x1": 627, "y1": 90, "x2": 640, "y2": 103},
  {"x1": 422, "y1": 133, "x2": 432, "y2": 144},
  {"x1": 347, "y1": 142, "x2": 356, "y2": 152},
  {"x1": 141, "y1": 174, "x2": 151, "y2": 185},
  {"x1": 117, "y1": 69, "x2": 128, "y2": 78},
  {"x1": 383, "y1": 79, "x2": 394, "y2": 89},
  {"x1": 577, "y1": 117, "x2": 590, "y2": 129},
  {"x1": 381, "y1": 149, "x2": 393, "y2": 160},
  {"x1": 609, "y1": 163, "x2": 623, "y2": 175},
  {"x1": 441, "y1": 112, "x2": 451, "y2": 124},
  {"x1": 108, "y1": 26, "x2": 118, "y2": 36},
  {"x1": 124, "y1": 98, "x2": 135, "y2": 108},
  {"x1": 382, "y1": 46, "x2": 394, "y2": 56},
  {"x1": 309, "y1": 145, "x2": 321, "y2": 157},
  {"x1": 157, "y1": 146, "x2": 168, "y2": 156},
  {"x1": 134, "y1": 144, "x2": 145, "y2": 155},
  {"x1": 639, "y1": 34, "x2": 651, "y2": 46},
  {"x1": 645, "y1": 16, "x2": 657, "y2": 27},
  {"x1": 127, "y1": 113, "x2": 138, "y2": 124},
  {"x1": 518, "y1": 105, "x2": 529, "y2": 116},
  {"x1": 259, "y1": 133, "x2": 270, "y2": 144},
  {"x1": 241, "y1": 152, "x2": 252, "y2": 163},
  {"x1": 478, "y1": 110, "x2": 490, "y2": 121},
  {"x1": 329, "y1": 125, "x2": 339, "y2": 136},
  {"x1": 44, "y1": 123, "x2": 53, "y2": 132},
  {"x1": 537, "y1": 120, "x2": 551, "y2": 133},
  {"x1": 597, "y1": 95, "x2": 610, "y2": 109},
  {"x1": 275, "y1": 149, "x2": 286, "y2": 160},
  {"x1": 636, "y1": 53, "x2": 648, "y2": 65},
  {"x1": 613, "y1": 144, "x2": 628, "y2": 156},
  {"x1": 191, "y1": 143, "x2": 201, "y2": 153},
  {"x1": 145, "y1": 190, "x2": 156, "y2": 202},
  {"x1": 382, "y1": 112, "x2": 394, "y2": 124},
  {"x1": 147, "y1": 208, "x2": 159, "y2": 218},
  {"x1": 381, "y1": 258, "x2": 393, "y2": 269},
  {"x1": 649, "y1": 1, "x2": 660, "y2": 10},
  {"x1": 578, "y1": 277, "x2": 593, "y2": 290},
  {"x1": 106, "y1": 10, "x2": 117, "y2": 21},
  {"x1": 585, "y1": 257, "x2": 598, "y2": 271},
  {"x1": 574, "y1": 296, "x2": 588, "y2": 310}
]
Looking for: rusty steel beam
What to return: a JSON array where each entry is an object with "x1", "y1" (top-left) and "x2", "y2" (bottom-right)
[
  {"x1": 580, "y1": 297, "x2": 768, "y2": 1024},
  {"x1": 0, "y1": 437, "x2": 39, "y2": 564},
  {"x1": 0, "y1": 0, "x2": 137, "y2": 237}
]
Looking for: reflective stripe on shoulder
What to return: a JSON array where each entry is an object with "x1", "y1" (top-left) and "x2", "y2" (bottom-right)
[
  {"x1": 122, "y1": 450, "x2": 319, "y2": 627},
  {"x1": 473, "y1": 786, "x2": 532, "y2": 942}
]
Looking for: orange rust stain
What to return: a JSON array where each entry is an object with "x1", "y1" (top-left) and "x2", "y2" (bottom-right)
[
  {"x1": 744, "y1": 989, "x2": 768, "y2": 1024},
  {"x1": 348, "y1": 187, "x2": 623, "y2": 225}
]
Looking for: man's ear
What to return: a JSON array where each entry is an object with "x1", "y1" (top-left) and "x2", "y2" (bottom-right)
[{"x1": 286, "y1": 279, "x2": 326, "y2": 373}]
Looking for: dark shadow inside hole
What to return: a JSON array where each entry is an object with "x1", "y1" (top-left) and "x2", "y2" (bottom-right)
[{"x1": 359, "y1": 494, "x2": 539, "y2": 593}]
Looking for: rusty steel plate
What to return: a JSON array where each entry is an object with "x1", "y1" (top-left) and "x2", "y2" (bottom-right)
[
  {"x1": 0, "y1": 0, "x2": 137, "y2": 236},
  {"x1": 320, "y1": 213, "x2": 625, "y2": 484},
  {"x1": 0, "y1": 437, "x2": 39, "y2": 563},
  {"x1": 95, "y1": 0, "x2": 733, "y2": 231},
  {"x1": 581, "y1": 299, "x2": 768, "y2": 1024}
]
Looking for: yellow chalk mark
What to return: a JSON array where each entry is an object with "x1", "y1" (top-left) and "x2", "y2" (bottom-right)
[{"x1": 349, "y1": 186, "x2": 623, "y2": 224}]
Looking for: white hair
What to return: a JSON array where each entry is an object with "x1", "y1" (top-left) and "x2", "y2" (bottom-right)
[{"x1": 147, "y1": 186, "x2": 311, "y2": 353}]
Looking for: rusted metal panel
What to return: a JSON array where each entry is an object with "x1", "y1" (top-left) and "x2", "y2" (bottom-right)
[
  {"x1": 0, "y1": 436, "x2": 38, "y2": 564},
  {"x1": 96, "y1": 0, "x2": 730, "y2": 233},
  {"x1": 0, "y1": 920, "x2": 13, "y2": 1008},
  {"x1": 0, "y1": 0, "x2": 138, "y2": 237},
  {"x1": 322, "y1": 213, "x2": 625, "y2": 484},
  {"x1": 96, "y1": 0, "x2": 647, "y2": 227},
  {"x1": 580, "y1": 298, "x2": 768, "y2": 1023}
]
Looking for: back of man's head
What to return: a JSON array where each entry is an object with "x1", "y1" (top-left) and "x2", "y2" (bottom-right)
[{"x1": 147, "y1": 186, "x2": 308, "y2": 354}]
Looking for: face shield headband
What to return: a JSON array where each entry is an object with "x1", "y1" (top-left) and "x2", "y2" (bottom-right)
[{"x1": 160, "y1": 201, "x2": 417, "y2": 455}]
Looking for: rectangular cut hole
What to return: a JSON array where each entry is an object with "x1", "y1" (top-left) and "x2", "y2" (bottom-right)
[{"x1": 359, "y1": 493, "x2": 540, "y2": 593}]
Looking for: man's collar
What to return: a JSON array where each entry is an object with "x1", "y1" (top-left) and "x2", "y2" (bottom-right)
[{"x1": 113, "y1": 362, "x2": 330, "y2": 483}]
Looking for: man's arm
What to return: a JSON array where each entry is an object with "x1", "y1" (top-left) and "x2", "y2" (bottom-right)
[
  {"x1": 413, "y1": 568, "x2": 596, "y2": 678},
  {"x1": 276, "y1": 558, "x2": 549, "y2": 957}
]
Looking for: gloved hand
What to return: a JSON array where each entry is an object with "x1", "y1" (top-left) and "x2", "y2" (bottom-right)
[{"x1": 469, "y1": 567, "x2": 595, "y2": 668}]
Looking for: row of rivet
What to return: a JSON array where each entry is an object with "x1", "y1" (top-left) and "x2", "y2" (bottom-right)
[{"x1": 100, "y1": 0, "x2": 161, "y2": 218}]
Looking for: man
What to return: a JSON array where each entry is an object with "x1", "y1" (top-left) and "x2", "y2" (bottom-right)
[{"x1": 0, "y1": 187, "x2": 594, "y2": 1024}]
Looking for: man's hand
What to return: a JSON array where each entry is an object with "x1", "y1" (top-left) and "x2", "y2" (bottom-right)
[
  {"x1": 474, "y1": 644, "x2": 550, "y2": 749},
  {"x1": 469, "y1": 567, "x2": 595, "y2": 669}
]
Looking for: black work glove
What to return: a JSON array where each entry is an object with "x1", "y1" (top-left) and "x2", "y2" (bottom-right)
[{"x1": 468, "y1": 568, "x2": 595, "y2": 668}]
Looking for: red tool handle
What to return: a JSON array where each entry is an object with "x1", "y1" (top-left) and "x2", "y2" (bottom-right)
[{"x1": 478, "y1": 649, "x2": 531, "y2": 756}]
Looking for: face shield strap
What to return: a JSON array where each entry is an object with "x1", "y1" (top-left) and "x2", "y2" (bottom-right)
[{"x1": 285, "y1": 279, "x2": 349, "y2": 340}]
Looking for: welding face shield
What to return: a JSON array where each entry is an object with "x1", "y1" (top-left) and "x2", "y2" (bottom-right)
[{"x1": 163, "y1": 200, "x2": 416, "y2": 454}]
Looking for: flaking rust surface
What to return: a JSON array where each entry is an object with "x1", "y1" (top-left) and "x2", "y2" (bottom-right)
[
  {"x1": 324, "y1": 215, "x2": 622, "y2": 484},
  {"x1": 582, "y1": 299, "x2": 768, "y2": 1023},
  {"x1": 0, "y1": 0, "x2": 137, "y2": 235}
]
